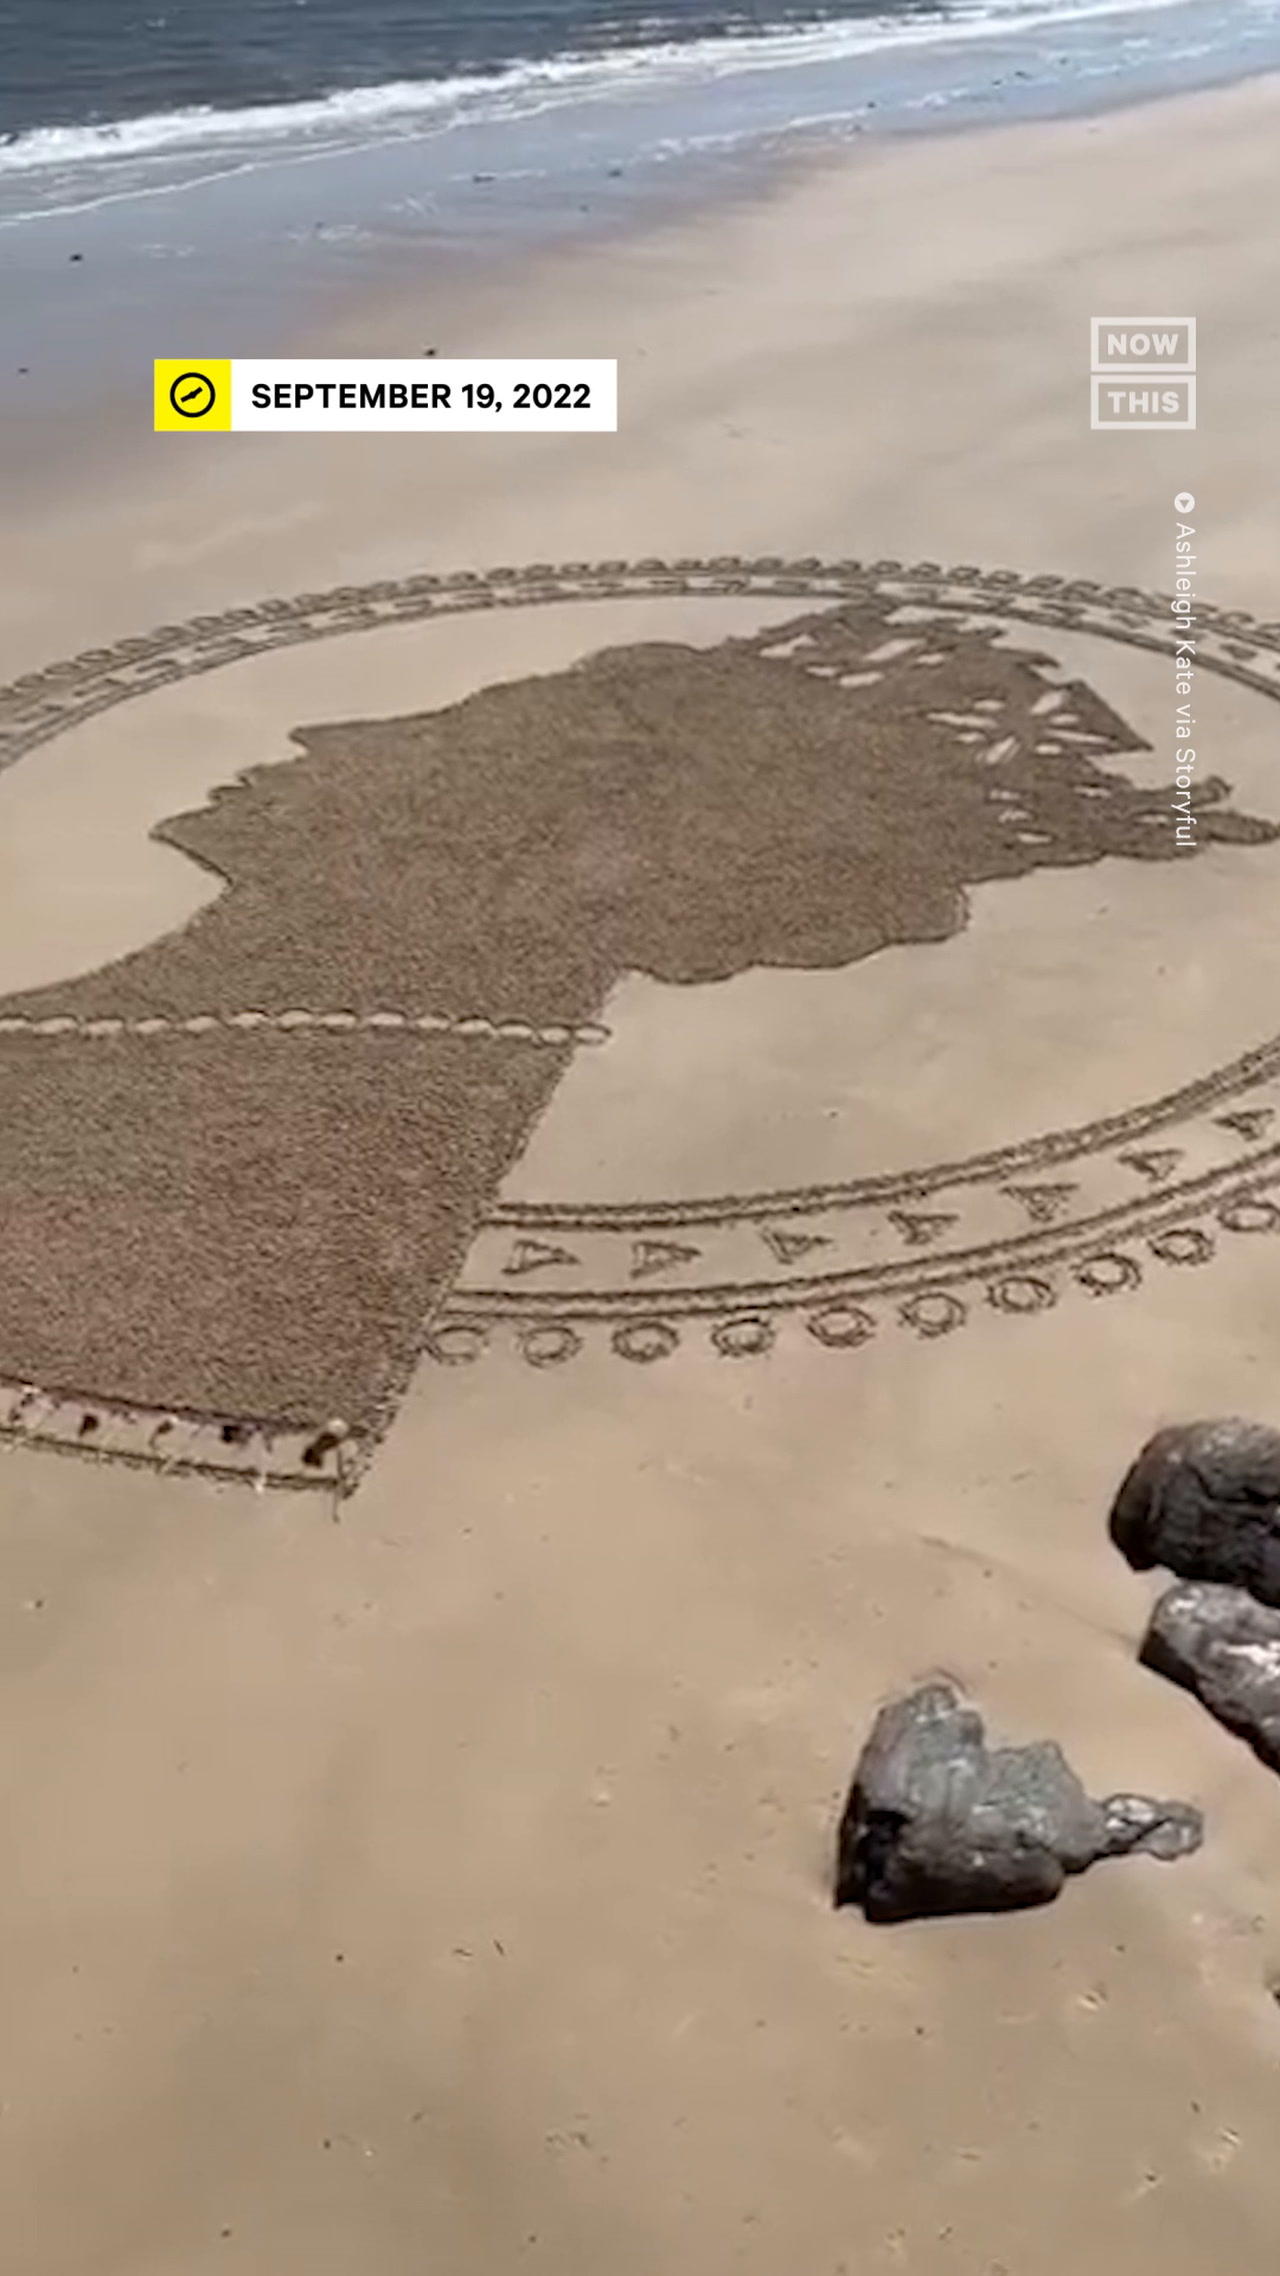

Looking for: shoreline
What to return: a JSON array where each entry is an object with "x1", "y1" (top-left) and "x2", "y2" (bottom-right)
[
  {"x1": 4, "y1": 1, "x2": 1280, "y2": 506},
  {"x1": 3, "y1": 62, "x2": 1279, "y2": 545}
]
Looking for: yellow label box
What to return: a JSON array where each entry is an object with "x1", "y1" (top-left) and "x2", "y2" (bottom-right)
[{"x1": 154, "y1": 359, "x2": 232, "y2": 432}]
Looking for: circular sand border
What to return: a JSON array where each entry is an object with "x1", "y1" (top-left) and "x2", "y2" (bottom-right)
[{"x1": 2, "y1": 556, "x2": 1278, "y2": 1445}]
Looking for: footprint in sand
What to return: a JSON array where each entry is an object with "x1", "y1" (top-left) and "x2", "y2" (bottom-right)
[{"x1": 1195, "y1": 2127, "x2": 1242, "y2": 2173}]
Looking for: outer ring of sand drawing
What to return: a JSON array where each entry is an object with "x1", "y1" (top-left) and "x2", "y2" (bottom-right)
[{"x1": 2, "y1": 558, "x2": 1279, "y2": 1382}]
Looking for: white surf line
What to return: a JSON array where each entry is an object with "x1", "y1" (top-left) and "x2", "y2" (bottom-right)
[{"x1": 0, "y1": 1008, "x2": 609, "y2": 1046}]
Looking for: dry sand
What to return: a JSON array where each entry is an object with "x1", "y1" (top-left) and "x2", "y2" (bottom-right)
[{"x1": 3, "y1": 75, "x2": 1280, "y2": 2275}]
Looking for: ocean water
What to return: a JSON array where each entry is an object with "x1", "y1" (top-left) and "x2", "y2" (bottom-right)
[
  {"x1": 3, "y1": 1, "x2": 1000, "y2": 136},
  {"x1": 3, "y1": 0, "x2": 1280, "y2": 449},
  {"x1": 4, "y1": 0, "x2": 1280, "y2": 225}
]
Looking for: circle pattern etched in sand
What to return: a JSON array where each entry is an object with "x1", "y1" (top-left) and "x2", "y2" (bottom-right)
[{"x1": 1, "y1": 556, "x2": 1279, "y2": 1490}]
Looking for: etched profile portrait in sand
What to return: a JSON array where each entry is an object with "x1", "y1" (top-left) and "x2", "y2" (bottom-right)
[{"x1": 0, "y1": 592, "x2": 1275, "y2": 1461}]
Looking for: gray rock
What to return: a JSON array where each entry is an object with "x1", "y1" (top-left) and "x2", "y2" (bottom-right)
[
  {"x1": 1110, "y1": 1417, "x2": 1280, "y2": 1603},
  {"x1": 835, "y1": 1681, "x2": 1202, "y2": 1923},
  {"x1": 1142, "y1": 1581, "x2": 1280, "y2": 1770}
]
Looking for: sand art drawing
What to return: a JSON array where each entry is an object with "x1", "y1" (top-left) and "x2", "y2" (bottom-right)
[{"x1": 1, "y1": 557, "x2": 1279, "y2": 1494}]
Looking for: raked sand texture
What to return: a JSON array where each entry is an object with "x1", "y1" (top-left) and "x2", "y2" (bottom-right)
[
  {"x1": 3, "y1": 592, "x2": 1273, "y2": 1449},
  {"x1": 3, "y1": 75, "x2": 1280, "y2": 2276}
]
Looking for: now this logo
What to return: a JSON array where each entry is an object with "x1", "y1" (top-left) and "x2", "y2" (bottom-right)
[{"x1": 1089, "y1": 318, "x2": 1196, "y2": 430}]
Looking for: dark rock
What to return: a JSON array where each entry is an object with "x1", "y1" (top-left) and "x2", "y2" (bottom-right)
[
  {"x1": 1142, "y1": 1581, "x2": 1280, "y2": 1770},
  {"x1": 1110, "y1": 1418, "x2": 1280, "y2": 1604},
  {"x1": 301, "y1": 1421, "x2": 348, "y2": 1470},
  {"x1": 835, "y1": 1681, "x2": 1202, "y2": 1923}
]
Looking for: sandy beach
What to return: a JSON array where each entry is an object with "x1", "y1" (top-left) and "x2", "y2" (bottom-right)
[{"x1": 4, "y1": 73, "x2": 1280, "y2": 2274}]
